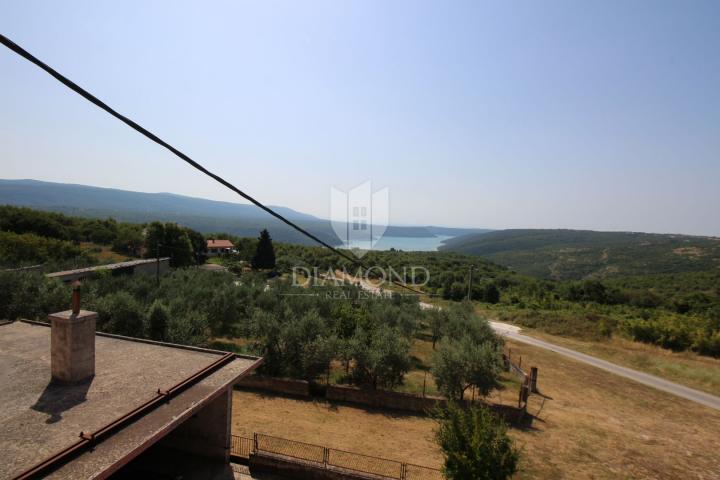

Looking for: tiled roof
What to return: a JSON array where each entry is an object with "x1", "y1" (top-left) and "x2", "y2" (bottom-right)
[{"x1": 207, "y1": 239, "x2": 234, "y2": 248}]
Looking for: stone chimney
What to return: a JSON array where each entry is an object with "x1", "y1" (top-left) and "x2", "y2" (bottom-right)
[{"x1": 49, "y1": 281, "x2": 96, "y2": 384}]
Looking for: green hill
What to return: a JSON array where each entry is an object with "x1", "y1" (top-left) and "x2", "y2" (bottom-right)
[
  {"x1": 0, "y1": 179, "x2": 484, "y2": 246},
  {"x1": 440, "y1": 229, "x2": 720, "y2": 280}
]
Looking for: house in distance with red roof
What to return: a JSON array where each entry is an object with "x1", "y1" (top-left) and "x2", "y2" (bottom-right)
[{"x1": 206, "y1": 238, "x2": 236, "y2": 257}]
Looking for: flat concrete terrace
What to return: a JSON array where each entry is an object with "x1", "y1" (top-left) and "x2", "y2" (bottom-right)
[
  {"x1": 46, "y1": 258, "x2": 170, "y2": 279},
  {"x1": 0, "y1": 321, "x2": 260, "y2": 480}
]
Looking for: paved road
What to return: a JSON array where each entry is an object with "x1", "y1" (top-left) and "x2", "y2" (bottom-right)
[
  {"x1": 337, "y1": 270, "x2": 720, "y2": 410},
  {"x1": 492, "y1": 324, "x2": 720, "y2": 411}
]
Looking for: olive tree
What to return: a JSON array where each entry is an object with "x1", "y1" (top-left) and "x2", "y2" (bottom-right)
[{"x1": 432, "y1": 337, "x2": 502, "y2": 401}]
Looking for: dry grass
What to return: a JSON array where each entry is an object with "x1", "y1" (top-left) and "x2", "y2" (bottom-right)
[
  {"x1": 80, "y1": 242, "x2": 129, "y2": 263},
  {"x1": 504, "y1": 338, "x2": 720, "y2": 479},
  {"x1": 520, "y1": 331, "x2": 720, "y2": 396},
  {"x1": 232, "y1": 338, "x2": 720, "y2": 479},
  {"x1": 231, "y1": 390, "x2": 443, "y2": 469}
]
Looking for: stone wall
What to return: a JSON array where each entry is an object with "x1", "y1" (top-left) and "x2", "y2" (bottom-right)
[
  {"x1": 326, "y1": 385, "x2": 445, "y2": 413},
  {"x1": 237, "y1": 376, "x2": 528, "y2": 425}
]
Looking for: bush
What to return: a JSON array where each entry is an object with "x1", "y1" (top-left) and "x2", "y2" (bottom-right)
[
  {"x1": 435, "y1": 402, "x2": 519, "y2": 480},
  {"x1": 96, "y1": 291, "x2": 145, "y2": 337},
  {"x1": 146, "y1": 300, "x2": 170, "y2": 341},
  {"x1": 167, "y1": 310, "x2": 210, "y2": 346}
]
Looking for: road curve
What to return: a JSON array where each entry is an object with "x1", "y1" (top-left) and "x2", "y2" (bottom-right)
[
  {"x1": 335, "y1": 270, "x2": 720, "y2": 410},
  {"x1": 494, "y1": 326, "x2": 720, "y2": 411}
]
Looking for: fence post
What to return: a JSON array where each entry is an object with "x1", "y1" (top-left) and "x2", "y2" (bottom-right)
[
  {"x1": 253, "y1": 432, "x2": 258, "y2": 453},
  {"x1": 323, "y1": 446, "x2": 329, "y2": 467},
  {"x1": 530, "y1": 366, "x2": 538, "y2": 393},
  {"x1": 400, "y1": 463, "x2": 406, "y2": 480}
]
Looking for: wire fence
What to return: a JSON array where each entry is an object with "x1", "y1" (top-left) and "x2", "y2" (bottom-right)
[{"x1": 231, "y1": 433, "x2": 443, "y2": 480}]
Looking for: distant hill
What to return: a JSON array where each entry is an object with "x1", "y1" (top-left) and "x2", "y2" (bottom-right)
[
  {"x1": 440, "y1": 228, "x2": 720, "y2": 280},
  {"x1": 0, "y1": 179, "x2": 483, "y2": 247}
]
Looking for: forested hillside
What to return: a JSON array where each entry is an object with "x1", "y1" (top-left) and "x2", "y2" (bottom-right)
[
  {"x1": 440, "y1": 229, "x2": 720, "y2": 280},
  {"x1": 0, "y1": 179, "x2": 483, "y2": 245},
  {"x1": 0, "y1": 205, "x2": 207, "y2": 269}
]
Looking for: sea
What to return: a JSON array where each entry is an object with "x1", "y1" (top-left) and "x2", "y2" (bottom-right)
[{"x1": 348, "y1": 235, "x2": 454, "y2": 252}]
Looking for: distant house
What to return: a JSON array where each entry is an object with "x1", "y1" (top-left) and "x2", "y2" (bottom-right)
[{"x1": 206, "y1": 239, "x2": 235, "y2": 257}]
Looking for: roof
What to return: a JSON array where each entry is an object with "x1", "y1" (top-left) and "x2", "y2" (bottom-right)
[
  {"x1": 206, "y1": 239, "x2": 234, "y2": 249},
  {"x1": 0, "y1": 321, "x2": 260, "y2": 479},
  {"x1": 47, "y1": 258, "x2": 171, "y2": 278}
]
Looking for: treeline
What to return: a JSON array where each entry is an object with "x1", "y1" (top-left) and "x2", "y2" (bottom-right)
[
  {"x1": 0, "y1": 205, "x2": 207, "y2": 268},
  {"x1": 208, "y1": 238, "x2": 720, "y2": 357},
  {"x1": 0, "y1": 231, "x2": 85, "y2": 265},
  {"x1": 494, "y1": 274, "x2": 720, "y2": 357},
  {"x1": 4, "y1": 205, "x2": 718, "y2": 358},
  {"x1": 0, "y1": 205, "x2": 128, "y2": 245}
]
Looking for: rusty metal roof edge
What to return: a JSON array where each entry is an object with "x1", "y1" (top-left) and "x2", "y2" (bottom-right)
[
  {"x1": 12, "y1": 351, "x2": 251, "y2": 480},
  {"x1": 93, "y1": 355, "x2": 263, "y2": 480},
  {"x1": 17, "y1": 318, "x2": 260, "y2": 360}
]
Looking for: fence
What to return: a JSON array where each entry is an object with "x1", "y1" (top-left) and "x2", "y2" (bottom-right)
[
  {"x1": 503, "y1": 350, "x2": 538, "y2": 409},
  {"x1": 231, "y1": 433, "x2": 443, "y2": 480},
  {"x1": 231, "y1": 435, "x2": 253, "y2": 459}
]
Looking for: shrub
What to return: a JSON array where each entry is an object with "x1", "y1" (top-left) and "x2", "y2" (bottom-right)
[
  {"x1": 434, "y1": 402, "x2": 519, "y2": 480},
  {"x1": 146, "y1": 300, "x2": 170, "y2": 341},
  {"x1": 96, "y1": 291, "x2": 145, "y2": 337}
]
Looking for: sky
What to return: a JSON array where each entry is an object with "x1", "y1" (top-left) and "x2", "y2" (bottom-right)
[{"x1": 1, "y1": 0, "x2": 719, "y2": 236}]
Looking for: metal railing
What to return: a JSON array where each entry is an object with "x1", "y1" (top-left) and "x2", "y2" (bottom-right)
[
  {"x1": 230, "y1": 433, "x2": 443, "y2": 480},
  {"x1": 231, "y1": 435, "x2": 253, "y2": 459}
]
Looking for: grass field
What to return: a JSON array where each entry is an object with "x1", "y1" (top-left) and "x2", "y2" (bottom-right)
[
  {"x1": 231, "y1": 391, "x2": 443, "y2": 468},
  {"x1": 232, "y1": 337, "x2": 720, "y2": 479},
  {"x1": 518, "y1": 330, "x2": 720, "y2": 396}
]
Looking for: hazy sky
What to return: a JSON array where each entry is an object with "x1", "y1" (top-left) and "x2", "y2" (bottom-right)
[{"x1": 1, "y1": 1, "x2": 719, "y2": 235}]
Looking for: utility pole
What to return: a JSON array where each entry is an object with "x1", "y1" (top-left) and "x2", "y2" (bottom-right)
[
  {"x1": 156, "y1": 240, "x2": 160, "y2": 287},
  {"x1": 467, "y1": 264, "x2": 474, "y2": 301}
]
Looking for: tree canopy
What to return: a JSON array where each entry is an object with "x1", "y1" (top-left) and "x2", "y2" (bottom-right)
[
  {"x1": 435, "y1": 402, "x2": 519, "y2": 480},
  {"x1": 252, "y1": 229, "x2": 276, "y2": 270}
]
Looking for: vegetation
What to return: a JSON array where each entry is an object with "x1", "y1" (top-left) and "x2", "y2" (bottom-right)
[
  {"x1": 0, "y1": 205, "x2": 207, "y2": 269},
  {"x1": 434, "y1": 402, "x2": 519, "y2": 480},
  {"x1": 430, "y1": 303, "x2": 503, "y2": 400},
  {"x1": 144, "y1": 221, "x2": 208, "y2": 267},
  {"x1": 441, "y1": 228, "x2": 720, "y2": 280},
  {"x1": 251, "y1": 228, "x2": 276, "y2": 270},
  {"x1": 0, "y1": 231, "x2": 85, "y2": 265},
  {"x1": 3, "y1": 205, "x2": 720, "y2": 360}
]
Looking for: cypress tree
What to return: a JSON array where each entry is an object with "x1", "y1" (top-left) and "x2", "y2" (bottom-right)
[{"x1": 251, "y1": 229, "x2": 276, "y2": 270}]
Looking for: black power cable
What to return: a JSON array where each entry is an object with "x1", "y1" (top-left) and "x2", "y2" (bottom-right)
[{"x1": 0, "y1": 33, "x2": 425, "y2": 295}]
